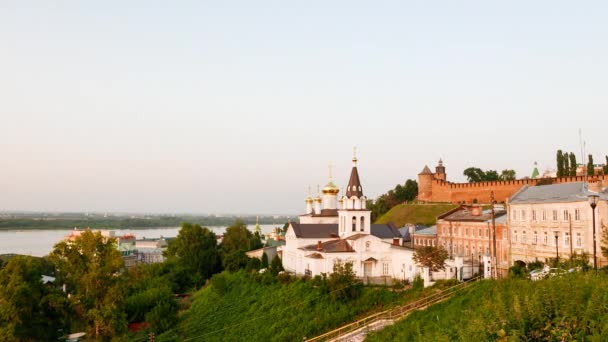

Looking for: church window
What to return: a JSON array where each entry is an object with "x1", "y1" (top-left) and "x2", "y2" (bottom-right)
[
  {"x1": 360, "y1": 216, "x2": 365, "y2": 231},
  {"x1": 352, "y1": 216, "x2": 356, "y2": 232},
  {"x1": 564, "y1": 232, "x2": 570, "y2": 247},
  {"x1": 576, "y1": 233, "x2": 582, "y2": 247},
  {"x1": 383, "y1": 263, "x2": 389, "y2": 275},
  {"x1": 365, "y1": 241, "x2": 371, "y2": 251}
]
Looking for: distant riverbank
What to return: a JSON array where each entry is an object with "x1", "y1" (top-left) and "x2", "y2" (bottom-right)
[
  {"x1": 0, "y1": 224, "x2": 279, "y2": 257},
  {"x1": 0, "y1": 216, "x2": 292, "y2": 230}
]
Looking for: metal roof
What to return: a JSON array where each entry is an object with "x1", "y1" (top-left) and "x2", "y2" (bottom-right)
[{"x1": 509, "y1": 182, "x2": 608, "y2": 204}]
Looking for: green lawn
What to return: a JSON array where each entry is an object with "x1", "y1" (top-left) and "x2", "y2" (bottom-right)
[
  {"x1": 366, "y1": 272, "x2": 608, "y2": 341},
  {"x1": 375, "y1": 204, "x2": 457, "y2": 226},
  {"x1": 157, "y1": 271, "x2": 457, "y2": 341}
]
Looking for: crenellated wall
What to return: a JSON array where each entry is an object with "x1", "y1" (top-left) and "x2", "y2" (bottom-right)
[{"x1": 418, "y1": 174, "x2": 608, "y2": 204}]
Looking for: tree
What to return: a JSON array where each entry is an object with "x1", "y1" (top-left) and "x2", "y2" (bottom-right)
[
  {"x1": 269, "y1": 255, "x2": 284, "y2": 276},
  {"x1": 0, "y1": 256, "x2": 69, "y2": 341},
  {"x1": 165, "y1": 222, "x2": 221, "y2": 287},
  {"x1": 563, "y1": 154, "x2": 570, "y2": 177},
  {"x1": 500, "y1": 169, "x2": 516, "y2": 181},
  {"x1": 587, "y1": 154, "x2": 595, "y2": 176},
  {"x1": 222, "y1": 250, "x2": 249, "y2": 272},
  {"x1": 463, "y1": 167, "x2": 486, "y2": 183},
  {"x1": 484, "y1": 170, "x2": 500, "y2": 181},
  {"x1": 413, "y1": 246, "x2": 448, "y2": 272},
  {"x1": 600, "y1": 223, "x2": 608, "y2": 259},
  {"x1": 326, "y1": 260, "x2": 362, "y2": 301},
  {"x1": 570, "y1": 153, "x2": 577, "y2": 176},
  {"x1": 221, "y1": 219, "x2": 254, "y2": 254},
  {"x1": 557, "y1": 150, "x2": 564, "y2": 177},
  {"x1": 261, "y1": 252, "x2": 269, "y2": 269},
  {"x1": 48, "y1": 230, "x2": 126, "y2": 338}
]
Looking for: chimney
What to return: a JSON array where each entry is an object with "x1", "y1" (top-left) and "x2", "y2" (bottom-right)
[
  {"x1": 317, "y1": 241, "x2": 323, "y2": 251},
  {"x1": 471, "y1": 206, "x2": 482, "y2": 216},
  {"x1": 392, "y1": 238, "x2": 400, "y2": 246}
]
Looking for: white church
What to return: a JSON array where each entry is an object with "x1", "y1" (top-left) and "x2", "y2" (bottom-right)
[{"x1": 282, "y1": 152, "x2": 418, "y2": 282}]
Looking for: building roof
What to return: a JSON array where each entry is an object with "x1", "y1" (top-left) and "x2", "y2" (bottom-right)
[
  {"x1": 290, "y1": 223, "x2": 339, "y2": 238},
  {"x1": 289, "y1": 222, "x2": 401, "y2": 239},
  {"x1": 419, "y1": 165, "x2": 433, "y2": 175},
  {"x1": 301, "y1": 239, "x2": 355, "y2": 253},
  {"x1": 346, "y1": 166, "x2": 364, "y2": 197},
  {"x1": 510, "y1": 182, "x2": 608, "y2": 204},
  {"x1": 413, "y1": 226, "x2": 437, "y2": 236},
  {"x1": 439, "y1": 206, "x2": 507, "y2": 222},
  {"x1": 313, "y1": 209, "x2": 339, "y2": 217},
  {"x1": 370, "y1": 223, "x2": 401, "y2": 239}
]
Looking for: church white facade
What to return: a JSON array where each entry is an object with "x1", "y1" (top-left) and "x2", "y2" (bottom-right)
[{"x1": 282, "y1": 153, "x2": 418, "y2": 281}]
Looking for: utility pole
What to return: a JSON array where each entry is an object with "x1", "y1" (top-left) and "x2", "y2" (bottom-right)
[{"x1": 490, "y1": 191, "x2": 497, "y2": 279}]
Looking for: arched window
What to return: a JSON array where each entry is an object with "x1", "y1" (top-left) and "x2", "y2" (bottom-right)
[
  {"x1": 360, "y1": 216, "x2": 365, "y2": 231},
  {"x1": 352, "y1": 216, "x2": 356, "y2": 232}
]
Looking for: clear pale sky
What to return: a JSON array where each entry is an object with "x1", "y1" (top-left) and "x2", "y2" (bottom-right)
[{"x1": 1, "y1": 1, "x2": 607, "y2": 215}]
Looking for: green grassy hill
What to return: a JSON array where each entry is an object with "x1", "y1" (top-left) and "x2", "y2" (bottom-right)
[
  {"x1": 366, "y1": 272, "x2": 608, "y2": 341},
  {"x1": 157, "y1": 271, "x2": 404, "y2": 341},
  {"x1": 375, "y1": 203, "x2": 457, "y2": 226},
  {"x1": 157, "y1": 271, "x2": 458, "y2": 341}
]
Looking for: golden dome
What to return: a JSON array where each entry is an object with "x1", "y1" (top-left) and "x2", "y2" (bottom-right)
[{"x1": 322, "y1": 181, "x2": 340, "y2": 195}]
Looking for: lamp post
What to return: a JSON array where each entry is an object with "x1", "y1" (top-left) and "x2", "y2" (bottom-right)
[
  {"x1": 554, "y1": 231, "x2": 559, "y2": 265},
  {"x1": 589, "y1": 194, "x2": 599, "y2": 271}
]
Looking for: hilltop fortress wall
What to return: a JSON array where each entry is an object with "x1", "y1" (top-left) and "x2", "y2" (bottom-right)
[{"x1": 418, "y1": 161, "x2": 608, "y2": 204}]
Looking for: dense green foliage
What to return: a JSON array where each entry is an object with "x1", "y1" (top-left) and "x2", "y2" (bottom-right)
[
  {"x1": 0, "y1": 256, "x2": 69, "y2": 341},
  {"x1": 158, "y1": 271, "x2": 409, "y2": 341},
  {"x1": 165, "y1": 223, "x2": 221, "y2": 288},
  {"x1": 588, "y1": 154, "x2": 595, "y2": 176},
  {"x1": 220, "y1": 219, "x2": 262, "y2": 271},
  {"x1": 367, "y1": 179, "x2": 418, "y2": 221},
  {"x1": 367, "y1": 272, "x2": 608, "y2": 341},
  {"x1": 49, "y1": 230, "x2": 127, "y2": 338},
  {"x1": 0, "y1": 214, "x2": 291, "y2": 230},
  {"x1": 557, "y1": 150, "x2": 580, "y2": 177},
  {"x1": 375, "y1": 203, "x2": 457, "y2": 226},
  {"x1": 463, "y1": 167, "x2": 516, "y2": 183}
]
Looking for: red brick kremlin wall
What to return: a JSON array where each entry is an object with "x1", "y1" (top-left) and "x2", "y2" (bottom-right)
[{"x1": 418, "y1": 167, "x2": 608, "y2": 204}]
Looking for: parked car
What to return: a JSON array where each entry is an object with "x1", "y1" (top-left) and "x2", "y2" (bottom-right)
[
  {"x1": 529, "y1": 269, "x2": 547, "y2": 281},
  {"x1": 547, "y1": 268, "x2": 567, "y2": 278}
]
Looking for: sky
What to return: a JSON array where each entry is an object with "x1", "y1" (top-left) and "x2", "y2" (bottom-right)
[{"x1": 1, "y1": 1, "x2": 607, "y2": 215}]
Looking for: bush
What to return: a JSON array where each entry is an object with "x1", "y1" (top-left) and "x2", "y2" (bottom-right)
[{"x1": 412, "y1": 275, "x2": 424, "y2": 290}]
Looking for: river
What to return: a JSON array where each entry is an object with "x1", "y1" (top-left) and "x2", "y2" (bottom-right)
[{"x1": 0, "y1": 224, "x2": 280, "y2": 257}]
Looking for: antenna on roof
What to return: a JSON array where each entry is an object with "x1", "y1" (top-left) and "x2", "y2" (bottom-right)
[{"x1": 579, "y1": 129, "x2": 586, "y2": 192}]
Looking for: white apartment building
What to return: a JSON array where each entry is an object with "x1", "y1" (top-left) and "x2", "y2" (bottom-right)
[{"x1": 508, "y1": 182, "x2": 608, "y2": 268}]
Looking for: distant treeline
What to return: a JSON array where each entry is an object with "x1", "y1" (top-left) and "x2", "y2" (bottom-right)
[{"x1": 0, "y1": 215, "x2": 292, "y2": 230}]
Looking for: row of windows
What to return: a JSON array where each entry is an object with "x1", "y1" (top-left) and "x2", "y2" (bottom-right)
[
  {"x1": 512, "y1": 208, "x2": 581, "y2": 222},
  {"x1": 441, "y1": 226, "x2": 492, "y2": 238},
  {"x1": 414, "y1": 238, "x2": 436, "y2": 247},
  {"x1": 512, "y1": 230, "x2": 583, "y2": 247},
  {"x1": 339, "y1": 216, "x2": 366, "y2": 232},
  {"x1": 441, "y1": 241, "x2": 491, "y2": 257}
]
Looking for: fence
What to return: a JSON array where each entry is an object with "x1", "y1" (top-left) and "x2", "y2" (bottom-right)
[{"x1": 305, "y1": 276, "x2": 482, "y2": 342}]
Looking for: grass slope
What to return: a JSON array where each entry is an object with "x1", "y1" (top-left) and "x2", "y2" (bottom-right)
[
  {"x1": 158, "y1": 271, "x2": 458, "y2": 342},
  {"x1": 158, "y1": 271, "x2": 403, "y2": 341},
  {"x1": 375, "y1": 204, "x2": 457, "y2": 226},
  {"x1": 366, "y1": 272, "x2": 608, "y2": 341}
]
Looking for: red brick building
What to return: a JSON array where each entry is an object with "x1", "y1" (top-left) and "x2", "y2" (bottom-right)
[{"x1": 436, "y1": 205, "x2": 509, "y2": 277}]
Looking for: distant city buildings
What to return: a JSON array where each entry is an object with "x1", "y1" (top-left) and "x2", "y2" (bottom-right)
[{"x1": 63, "y1": 229, "x2": 170, "y2": 268}]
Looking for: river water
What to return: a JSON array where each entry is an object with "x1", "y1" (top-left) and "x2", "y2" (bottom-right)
[{"x1": 0, "y1": 224, "x2": 279, "y2": 257}]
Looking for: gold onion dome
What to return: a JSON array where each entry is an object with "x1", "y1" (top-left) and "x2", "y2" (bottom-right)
[{"x1": 322, "y1": 181, "x2": 340, "y2": 195}]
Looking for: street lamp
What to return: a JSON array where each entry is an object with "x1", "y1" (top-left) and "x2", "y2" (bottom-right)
[
  {"x1": 589, "y1": 194, "x2": 600, "y2": 271},
  {"x1": 554, "y1": 231, "x2": 559, "y2": 265}
]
